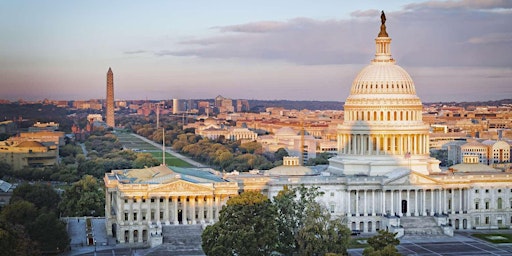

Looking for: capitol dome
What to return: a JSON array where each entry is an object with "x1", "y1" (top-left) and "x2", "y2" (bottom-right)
[{"x1": 328, "y1": 11, "x2": 441, "y2": 176}]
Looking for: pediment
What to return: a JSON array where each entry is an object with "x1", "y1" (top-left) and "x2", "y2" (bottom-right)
[
  {"x1": 149, "y1": 180, "x2": 213, "y2": 195},
  {"x1": 386, "y1": 171, "x2": 439, "y2": 185}
]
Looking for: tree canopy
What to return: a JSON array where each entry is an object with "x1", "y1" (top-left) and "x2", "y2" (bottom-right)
[
  {"x1": 363, "y1": 230, "x2": 400, "y2": 256},
  {"x1": 59, "y1": 175, "x2": 105, "y2": 216},
  {"x1": 202, "y1": 186, "x2": 352, "y2": 256},
  {"x1": 202, "y1": 191, "x2": 278, "y2": 256}
]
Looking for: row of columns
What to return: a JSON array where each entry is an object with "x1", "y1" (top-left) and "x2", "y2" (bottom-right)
[
  {"x1": 346, "y1": 187, "x2": 469, "y2": 217},
  {"x1": 346, "y1": 109, "x2": 420, "y2": 122},
  {"x1": 116, "y1": 194, "x2": 227, "y2": 226},
  {"x1": 339, "y1": 133, "x2": 429, "y2": 156}
]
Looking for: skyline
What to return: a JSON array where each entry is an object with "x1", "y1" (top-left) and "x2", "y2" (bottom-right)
[{"x1": 1, "y1": 1, "x2": 511, "y2": 102}]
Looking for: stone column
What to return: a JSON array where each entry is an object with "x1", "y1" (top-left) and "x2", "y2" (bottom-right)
[
  {"x1": 215, "y1": 195, "x2": 220, "y2": 221},
  {"x1": 129, "y1": 198, "x2": 134, "y2": 225},
  {"x1": 190, "y1": 196, "x2": 196, "y2": 224},
  {"x1": 106, "y1": 189, "x2": 112, "y2": 219},
  {"x1": 138, "y1": 197, "x2": 142, "y2": 223},
  {"x1": 363, "y1": 190, "x2": 367, "y2": 216},
  {"x1": 129, "y1": 229, "x2": 134, "y2": 243},
  {"x1": 391, "y1": 135, "x2": 396, "y2": 154},
  {"x1": 198, "y1": 196, "x2": 205, "y2": 224},
  {"x1": 390, "y1": 190, "x2": 395, "y2": 215},
  {"x1": 146, "y1": 198, "x2": 151, "y2": 224},
  {"x1": 182, "y1": 196, "x2": 188, "y2": 225},
  {"x1": 398, "y1": 190, "x2": 403, "y2": 216},
  {"x1": 371, "y1": 190, "x2": 376, "y2": 216},
  {"x1": 430, "y1": 189, "x2": 434, "y2": 215},
  {"x1": 173, "y1": 196, "x2": 179, "y2": 224},
  {"x1": 451, "y1": 188, "x2": 455, "y2": 214},
  {"x1": 156, "y1": 197, "x2": 161, "y2": 225},
  {"x1": 164, "y1": 196, "x2": 170, "y2": 225},
  {"x1": 355, "y1": 190, "x2": 359, "y2": 216},
  {"x1": 381, "y1": 190, "x2": 386, "y2": 215},
  {"x1": 347, "y1": 190, "x2": 351, "y2": 216},
  {"x1": 422, "y1": 190, "x2": 427, "y2": 216},
  {"x1": 118, "y1": 196, "x2": 124, "y2": 223},
  {"x1": 206, "y1": 196, "x2": 213, "y2": 223},
  {"x1": 459, "y1": 188, "x2": 463, "y2": 213},
  {"x1": 438, "y1": 189, "x2": 442, "y2": 214},
  {"x1": 406, "y1": 190, "x2": 410, "y2": 216},
  {"x1": 414, "y1": 190, "x2": 418, "y2": 216}
]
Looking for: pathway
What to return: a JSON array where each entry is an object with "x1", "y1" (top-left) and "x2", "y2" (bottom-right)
[{"x1": 129, "y1": 133, "x2": 207, "y2": 168}]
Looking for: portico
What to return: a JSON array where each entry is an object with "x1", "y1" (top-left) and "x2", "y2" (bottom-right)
[{"x1": 104, "y1": 165, "x2": 238, "y2": 246}]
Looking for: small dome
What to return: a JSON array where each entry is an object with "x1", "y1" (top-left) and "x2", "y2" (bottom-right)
[{"x1": 16, "y1": 141, "x2": 45, "y2": 148}]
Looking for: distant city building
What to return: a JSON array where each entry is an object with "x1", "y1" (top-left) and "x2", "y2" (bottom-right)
[
  {"x1": 106, "y1": 67, "x2": 115, "y2": 127},
  {"x1": 0, "y1": 140, "x2": 58, "y2": 170},
  {"x1": 172, "y1": 98, "x2": 188, "y2": 114},
  {"x1": 29, "y1": 121, "x2": 60, "y2": 132},
  {"x1": 236, "y1": 99, "x2": 250, "y2": 112}
]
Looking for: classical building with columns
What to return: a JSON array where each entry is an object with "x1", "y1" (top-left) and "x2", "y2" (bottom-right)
[
  {"x1": 104, "y1": 12, "x2": 512, "y2": 247},
  {"x1": 104, "y1": 165, "x2": 238, "y2": 246}
]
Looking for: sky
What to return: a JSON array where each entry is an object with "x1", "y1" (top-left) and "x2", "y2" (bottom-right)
[{"x1": 1, "y1": 0, "x2": 511, "y2": 102}]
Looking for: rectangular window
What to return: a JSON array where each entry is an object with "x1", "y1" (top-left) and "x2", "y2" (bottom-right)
[
  {"x1": 475, "y1": 217, "x2": 480, "y2": 225},
  {"x1": 124, "y1": 213, "x2": 128, "y2": 221},
  {"x1": 485, "y1": 216, "x2": 490, "y2": 224},
  {"x1": 485, "y1": 202, "x2": 490, "y2": 209},
  {"x1": 133, "y1": 212, "x2": 137, "y2": 221},
  {"x1": 330, "y1": 192, "x2": 335, "y2": 197},
  {"x1": 151, "y1": 211, "x2": 155, "y2": 221},
  {"x1": 330, "y1": 204, "x2": 335, "y2": 213},
  {"x1": 160, "y1": 212, "x2": 163, "y2": 220},
  {"x1": 475, "y1": 202, "x2": 479, "y2": 210}
]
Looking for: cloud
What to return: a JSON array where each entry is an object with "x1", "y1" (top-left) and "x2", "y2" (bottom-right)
[
  {"x1": 157, "y1": 18, "x2": 372, "y2": 65},
  {"x1": 213, "y1": 21, "x2": 288, "y2": 33},
  {"x1": 123, "y1": 50, "x2": 147, "y2": 54},
  {"x1": 468, "y1": 32, "x2": 512, "y2": 44},
  {"x1": 152, "y1": 5, "x2": 512, "y2": 68},
  {"x1": 404, "y1": 0, "x2": 512, "y2": 11},
  {"x1": 350, "y1": 9, "x2": 380, "y2": 18}
]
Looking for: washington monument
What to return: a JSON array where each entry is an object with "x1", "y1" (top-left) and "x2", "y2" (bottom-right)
[{"x1": 106, "y1": 67, "x2": 115, "y2": 127}]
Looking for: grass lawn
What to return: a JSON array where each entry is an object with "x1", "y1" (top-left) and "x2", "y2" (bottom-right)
[
  {"x1": 116, "y1": 133, "x2": 193, "y2": 167},
  {"x1": 148, "y1": 151, "x2": 192, "y2": 167},
  {"x1": 348, "y1": 237, "x2": 369, "y2": 249},
  {"x1": 472, "y1": 233, "x2": 512, "y2": 244}
]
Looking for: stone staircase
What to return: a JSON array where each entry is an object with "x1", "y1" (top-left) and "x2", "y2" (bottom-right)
[
  {"x1": 401, "y1": 216, "x2": 445, "y2": 237},
  {"x1": 143, "y1": 225, "x2": 205, "y2": 255}
]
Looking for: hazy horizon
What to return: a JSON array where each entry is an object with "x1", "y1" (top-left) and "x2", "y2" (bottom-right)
[{"x1": 1, "y1": 1, "x2": 511, "y2": 102}]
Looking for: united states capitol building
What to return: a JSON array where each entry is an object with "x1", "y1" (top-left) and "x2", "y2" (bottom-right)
[{"x1": 104, "y1": 13, "x2": 512, "y2": 246}]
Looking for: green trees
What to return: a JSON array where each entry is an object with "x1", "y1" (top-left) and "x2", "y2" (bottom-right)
[
  {"x1": 202, "y1": 191, "x2": 278, "y2": 256},
  {"x1": 274, "y1": 186, "x2": 351, "y2": 256},
  {"x1": 202, "y1": 186, "x2": 352, "y2": 256},
  {"x1": 0, "y1": 183, "x2": 69, "y2": 254},
  {"x1": 362, "y1": 230, "x2": 400, "y2": 256},
  {"x1": 59, "y1": 175, "x2": 105, "y2": 216}
]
